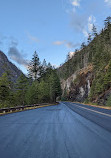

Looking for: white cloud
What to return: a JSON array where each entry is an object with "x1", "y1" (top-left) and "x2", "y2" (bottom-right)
[
  {"x1": 66, "y1": 0, "x2": 81, "y2": 13},
  {"x1": 66, "y1": 42, "x2": 74, "y2": 48},
  {"x1": 104, "y1": 0, "x2": 111, "y2": 6},
  {"x1": 71, "y1": 12, "x2": 87, "y2": 33},
  {"x1": 66, "y1": 42, "x2": 80, "y2": 48},
  {"x1": 88, "y1": 23, "x2": 93, "y2": 32},
  {"x1": 83, "y1": 29, "x2": 89, "y2": 38},
  {"x1": 53, "y1": 40, "x2": 80, "y2": 48},
  {"x1": 29, "y1": 36, "x2": 39, "y2": 43},
  {"x1": 88, "y1": 15, "x2": 96, "y2": 32},
  {"x1": 27, "y1": 32, "x2": 39, "y2": 44},
  {"x1": 82, "y1": 15, "x2": 96, "y2": 38},
  {"x1": 71, "y1": 0, "x2": 80, "y2": 7},
  {"x1": 71, "y1": 13, "x2": 96, "y2": 38},
  {"x1": 53, "y1": 41, "x2": 65, "y2": 45}
]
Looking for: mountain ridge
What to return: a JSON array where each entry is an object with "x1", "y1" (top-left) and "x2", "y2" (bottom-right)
[
  {"x1": 57, "y1": 17, "x2": 111, "y2": 106},
  {"x1": 0, "y1": 50, "x2": 23, "y2": 81}
]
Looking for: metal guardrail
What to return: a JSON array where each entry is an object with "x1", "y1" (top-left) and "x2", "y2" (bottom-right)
[{"x1": 0, "y1": 103, "x2": 52, "y2": 114}]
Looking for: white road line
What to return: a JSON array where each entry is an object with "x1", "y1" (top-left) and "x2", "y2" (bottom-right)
[{"x1": 71, "y1": 103, "x2": 111, "y2": 118}]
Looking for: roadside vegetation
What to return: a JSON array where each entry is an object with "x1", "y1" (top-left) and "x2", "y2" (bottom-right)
[
  {"x1": 1, "y1": 16, "x2": 111, "y2": 107},
  {"x1": 0, "y1": 52, "x2": 61, "y2": 108},
  {"x1": 58, "y1": 16, "x2": 111, "y2": 106}
]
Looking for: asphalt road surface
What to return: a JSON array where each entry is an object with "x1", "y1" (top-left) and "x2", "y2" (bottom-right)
[{"x1": 0, "y1": 102, "x2": 111, "y2": 158}]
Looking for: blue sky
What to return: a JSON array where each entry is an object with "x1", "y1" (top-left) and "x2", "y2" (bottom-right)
[{"x1": 0, "y1": 0, "x2": 111, "y2": 74}]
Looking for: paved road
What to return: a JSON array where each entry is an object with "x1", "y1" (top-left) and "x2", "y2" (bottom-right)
[
  {"x1": 64, "y1": 102, "x2": 111, "y2": 132},
  {"x1": 0, "y1": 102, "x2": 111, "y2": 158}
]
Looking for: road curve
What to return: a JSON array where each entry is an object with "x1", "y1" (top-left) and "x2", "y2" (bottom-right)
[{"x1": 0, "y1": 102, "x2": 111, "y2": 158}]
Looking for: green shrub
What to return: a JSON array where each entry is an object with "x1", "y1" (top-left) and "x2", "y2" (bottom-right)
[
  {"x1": 106, "y1": 95, "x2": 111, "y2": 106},
  {"x1": 84, "y1": 98, "x2": 90, "y2": 104}
]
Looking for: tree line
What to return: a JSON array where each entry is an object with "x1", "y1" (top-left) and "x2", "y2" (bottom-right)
[
  {"x1": 57, "y1": 16, "x2": 111, "y2": 105},
  {"x1": 58, "y1": 16, "x2": 111, "y2": 79},
  {"x1": 0, "y1": 52, "x2": 62, "y2": 108}
]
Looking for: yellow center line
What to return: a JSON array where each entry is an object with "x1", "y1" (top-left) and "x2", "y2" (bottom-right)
[{"x1": 71, "y1": 103, "x2": 111, "y2": 118}]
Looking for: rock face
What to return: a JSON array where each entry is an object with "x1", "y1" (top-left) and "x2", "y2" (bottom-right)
[
  {"x1": 60, "y1": 63, "x2": 111, "y2": 105},
  {"x1": 57, "y1": 23, "x2": 111, "y2": 105},
  {"x1": 0, "y1": 51, "x2": 22, "y2": 81},
  {"x1": 60, "y1": 64, "x2": 94, "y2": 102}
]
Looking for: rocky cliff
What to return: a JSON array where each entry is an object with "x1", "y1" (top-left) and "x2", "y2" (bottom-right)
[
  {"x1": 60, "y1": 64, "x2": 93, "y2": 102},
  {"x1": 0, "y1": 51, "x2": 22, "y2": 81},
  {"x1": 57, "y1": 19, "x2": 111, "y2": 105}
]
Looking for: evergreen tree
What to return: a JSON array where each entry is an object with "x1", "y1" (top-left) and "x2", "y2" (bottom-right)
[
  {"x1": 47, "y1": 62, "x2": 52, "y2": 69},
  {"x1": 39, "y1": 59, "x2": 47, "y2": 78},
  {"x1": 87, "y1": 33, "x2": 92, "y2": 44},
  {"x1": 66, "y1": 53, "x2": 70, "y2": 61},
  {"x1": 2, "y1": 63, "x2": 14, "y2": 89},
  {"x1": 104, "y1": 17, "x2": 111, "y2": 42},
  {"x1": 104, "y1": 16, "x2": 111, "y2": 29},
  {"x1": 92, "y1": 24, "x2": 97, "y2": 37},
  {"x1": 42, "y1": 59, "x2": 47, "y2": 70},
  {"x1": 0, "y1": 73, "x2": 10, "y2": 107},
  {"x1": 38, "y1": 80, "x2": 49, "y2": 103},
  {"x1": 75, "y1": 49, "x2": 78, "y2": 52},
  {"x1": 28, "y1": 51, "x2": 40, "y2": 80},
  {"x1": 104, "y1": 60, "x2": 111, "y2": 90},
  {"x1": 81, "y1": 42, "x2": 86, "y2": 49},
  {"x1": 25, "y1": 81, "x2": 39, "y2": 104},
  {"x1": 49, "y1": 70, "x2": 62, "y2": 102},
  {"x1": 15, "y1": 74, "x2": 28, "y2": 105}
]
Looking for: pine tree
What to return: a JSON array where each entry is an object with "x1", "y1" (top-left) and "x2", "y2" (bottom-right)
[
  {"x1": 0, "y1": 73, "x2": 10, "y2": 107},
  {"x1": 103, "y1": 60, "x2": 111, "y2": 90},
  {"x1": 38, "y1": 80, "x2": 49, "y2": 103},
  {"x1": 87, "y1": 33, "x2": 92, "y2": 44},
  {"x1": 81, "y1": 42, "x2": 86, "y2": 49},
  {"x1": 49, "y1": 70, "x2": 62, "y2": 102},
  {"x1": 42, "y1": 59, "x2": 47, "y2": 70},
  {"x1": 25, "y1": 81, "x2": 39, "y2": 104},
  {"x1": 66, "y1": 53, "x2": 70, "y2": 61},
  {"x1": 92, "y1": 24, "x2": 97, "y2": 37},
  {"x1": 39, "y1": 59, "x2": 47, "y2": 77},
  {"x1": 104, "y1": 17, "x2": 111, "y2": 42},
  {"x1": 47, "y1": 62, "x2": 52, "y2": 69},
  {"x1": 28, "y1": 51, "x2": 40, "y2": 80},
  {"x1": 2, "y1": 63, "x2": 14, "y2": 89},
  {"x1": 104, "y1": 16, "x2": 111, "y2": 29},
  {"x1": 15, "y1": 74, "x2": 28, "y2": 105}
]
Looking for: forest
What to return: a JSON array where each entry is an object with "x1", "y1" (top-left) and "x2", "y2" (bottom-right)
[
  {"x1": 0, "y1": 52, "x2": 62, "y2": 108},
  {"x1": 1, "y1": 16, "x2": 111, "y2": 107},
  {"x1": 57, "y1": 16, "x2": 111, "y2": 106}
]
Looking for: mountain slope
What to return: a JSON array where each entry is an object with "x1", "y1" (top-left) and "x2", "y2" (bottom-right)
[
  {"x1": 0, "y1": 50, "x2": 22, "y2": 81},
  {"x1": 57, "y1": 18, "x2": 111, "y2": 105}
]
